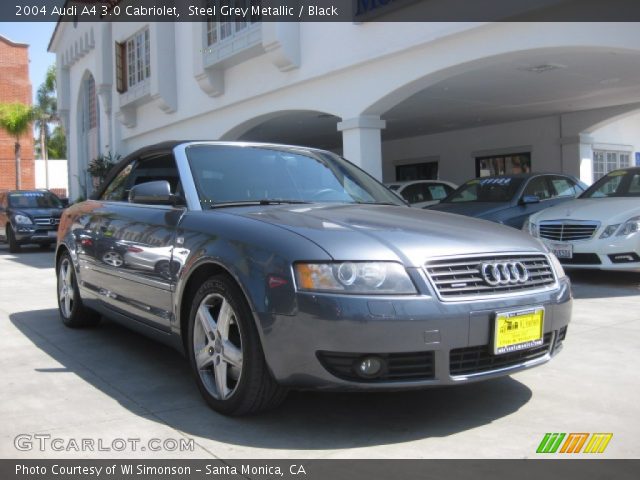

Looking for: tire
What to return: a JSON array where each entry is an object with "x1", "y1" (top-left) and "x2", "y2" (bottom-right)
[
  {"x1": 187, "y1": 274, "x2": 287, "y2": 416},
  {"x1": 7, "y1": 225, "x2": 20, "y2": 253},
  {"x1": 57, "y1": 252, "x2": 101, "y2": 328}
]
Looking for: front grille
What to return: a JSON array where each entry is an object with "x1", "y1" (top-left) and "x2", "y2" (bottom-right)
[
  {"x1": 33, "y1": 216, "x2": 59, "y2": 226},
  {"x1": 424, "y1": 254, "x2": 556, "y2": 300},
  {"x1": 450, "y1": 333, "x2": 552, "y2": 376},
  {"x1": 560, "y1": 253, "x2": 602, "y2": 265},
  {"x1": 539, "y1": 221, "x2": 599, "y2": 241},
  {"x1": 317, "y1": 351, "x2": 435, "y2": 382}
]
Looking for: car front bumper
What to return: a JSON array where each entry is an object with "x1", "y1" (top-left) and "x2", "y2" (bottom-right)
[
  {"x1": 14, "y1": 225, "x2": 58, "y2": 244},
  {"x1": 546, "y1": 235, "x2": 640, "y2": 272},
  {"x1": 258, "y1": 276, "x2": 572, "y2": 390}
]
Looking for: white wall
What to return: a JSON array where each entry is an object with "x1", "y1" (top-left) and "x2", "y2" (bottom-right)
[
  {"x1": 590, "y1": 109, "x2": 640, "y2": 158},
  {"x1": 35, "y1": 159, "x2": 69, "y2": 194},
  {"x1": 381, "y1": 116, "x2": 563, "y2": 184}
]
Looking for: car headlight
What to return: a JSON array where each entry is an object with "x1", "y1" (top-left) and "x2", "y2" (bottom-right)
[
  {"x1": 600, "y1": 224, "x2": 621, "y2": 239},
  {"x1": 13, "y1": 214, "x2": 33, "y2": 225},
  {"x1": 522, "y1": 217, "x2": 538, "y2": 237},
  {"x1": 548, "y1": 253, "x2": 566, "y2": 279},
  {"x1": 616, "y1": 216, "x2": 640, "y2": 236},
  {"x1": 294, "y1": 262, "x2": 417, "y2": 294}
]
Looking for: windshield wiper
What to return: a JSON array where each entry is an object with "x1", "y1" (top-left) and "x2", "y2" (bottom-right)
[
  {"x1": 207, "y1": 199, "x2": 311, "y2": 209},
  {"x1": 353, "y1": 201, "x2": 400, "y2": 206}
]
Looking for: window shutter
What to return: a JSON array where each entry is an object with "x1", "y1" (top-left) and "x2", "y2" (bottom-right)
[{"x1": 115, "y1": 41, "x2": 127, "y2": 93}]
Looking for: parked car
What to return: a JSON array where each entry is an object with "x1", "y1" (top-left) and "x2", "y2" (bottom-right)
[
  {"x1": 55, "y1": 141, "x2": 571, "y2": 415},
  {"x1": 524, "y1": 167, "x2": 640, "y2": 271},
  {"x1": 0, "y1": 189, "x2": 66, "y2": 252},
  {"x1": 385, "y1": 180, "x2": 457, "y2": 207},
  {"x1": 427, "y1": 173, "x2": 587, "y2": 228}
]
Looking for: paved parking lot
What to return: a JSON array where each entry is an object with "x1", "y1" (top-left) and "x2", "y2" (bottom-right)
[{"x1": 1, "y1": 243, "x2": 639, "y2": 459}]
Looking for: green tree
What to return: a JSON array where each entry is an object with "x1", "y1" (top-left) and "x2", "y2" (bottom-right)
[
  {"x1": 47, "y1": 125, "x2": 67, "y2": 159},
  {"x1": 0, "y1": 102, "x2": 36, "y2": 189},
  {"x1": 34, "y1": 65, "x2": 63, "y2": 187}
]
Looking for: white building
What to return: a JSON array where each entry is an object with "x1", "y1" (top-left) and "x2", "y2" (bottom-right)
[{"x1": 48, "y1": 13, "x2": 640, "y2": 200}]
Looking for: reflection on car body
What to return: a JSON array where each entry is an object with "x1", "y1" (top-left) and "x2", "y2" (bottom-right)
[{"x1": 55, "y1": 141, "x2": 572, "y2": 416}]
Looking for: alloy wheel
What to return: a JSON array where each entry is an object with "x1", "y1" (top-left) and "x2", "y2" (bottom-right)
[
  {"x1": 192, "y1": 293, "x2": 243, "y2": 400},
  {"x1": 58, "y1": 258, "x2": 74, "y2": 318}
]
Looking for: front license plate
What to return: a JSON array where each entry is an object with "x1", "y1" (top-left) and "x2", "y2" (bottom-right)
[
  {"x1": 493, "y1": 307, "x2": 544, "y2": 355},
  {"x1": 47, "y1": 230, "x2": 57, "y2": 238},
  {"x1": 547, "y1": 241, "x2": 573, "y2": 259}
]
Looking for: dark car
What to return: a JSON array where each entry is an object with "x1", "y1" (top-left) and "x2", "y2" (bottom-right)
[
  {"x1": 55, "y1": 142, "x2": 571, "y2": 416},
  {"x1": 0, "y1": 190, "x2": 66, "y2": 252},
  {"x1": 427, "y1": 173, "x2": 587, "y2": 228}
]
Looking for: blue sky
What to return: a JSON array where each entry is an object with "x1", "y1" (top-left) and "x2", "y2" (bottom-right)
[{"x1": 0, "y1": 22, "x2": 57, "y2": 103}]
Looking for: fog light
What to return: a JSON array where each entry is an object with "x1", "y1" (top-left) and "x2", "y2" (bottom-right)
[{"x1": 355, "y1": 356, "x2": 383, "y2": 378}]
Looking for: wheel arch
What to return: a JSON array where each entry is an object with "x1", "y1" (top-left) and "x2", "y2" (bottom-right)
[{"x1": 178, "y1": 260, "x2": 259, "y2": 353}]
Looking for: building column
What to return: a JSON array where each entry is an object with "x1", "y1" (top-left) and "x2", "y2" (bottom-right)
[
  {"x1": 337, "y1": 116, "x2": 386, "y2": 180},
  {"x1": 560, "y1": 134, "x2": 594, "y2": 184}
]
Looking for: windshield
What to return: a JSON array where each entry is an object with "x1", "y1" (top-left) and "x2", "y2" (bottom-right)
[
  {"x1": 8, "y1": 191, "x2": 62, "y2": 209},
  {"x1": 580, "y1": 170, "x2": 640, "y2": 198},
  {"x1": 444, "y1": 177, "x2": 524, "y2": 203},
  {"x1": 186, "y1": 145, "x2": 404, "y2": 208}
]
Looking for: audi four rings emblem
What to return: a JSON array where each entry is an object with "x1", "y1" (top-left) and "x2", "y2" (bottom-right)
[{"x1": 480, "y1": 262, "x2": 529, "y2": 286}]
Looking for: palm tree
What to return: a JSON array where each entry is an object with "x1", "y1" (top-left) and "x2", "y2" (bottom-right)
[
  {"x1": 34, "y1": 65, "x2": 59, "y2": 189},
  {"x1": 0, "y1": 102, "x2": 35, "y2": 189}
]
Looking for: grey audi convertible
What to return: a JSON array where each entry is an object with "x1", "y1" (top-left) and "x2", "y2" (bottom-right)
[{"x1": 56, "y1": 141, "x2": 572, "y2": 415}]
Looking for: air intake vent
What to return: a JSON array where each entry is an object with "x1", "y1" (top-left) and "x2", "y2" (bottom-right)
[{"x1": 450, "y1": 333, "x2": 553, "y2": 376}]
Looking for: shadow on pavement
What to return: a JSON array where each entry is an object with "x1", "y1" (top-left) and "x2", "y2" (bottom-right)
[
  {"x1": 0, "y1": 243, "x2": 55, "y2": 269},
  {"x1": 10, "y1": 307, "x2": 533, "y2": 451},
  {"x1": 567, "y1": 269, "x2": 640, "y2": 299}
]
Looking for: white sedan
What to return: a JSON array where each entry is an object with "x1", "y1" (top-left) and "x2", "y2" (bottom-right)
[
  {"x1": 385, "y1": 180, "x2": 457, "y2": 208},
  {"x1": 524, "y1": 167, "x2": 640, "y2": 271}
]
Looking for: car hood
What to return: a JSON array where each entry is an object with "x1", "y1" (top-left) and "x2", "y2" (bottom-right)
[
  {"x1": 230, "y1": 203, "x2": 544, "y2": 267},
  {"x1": 529, "y1": 197, "x2": 640, "y2": 224},
  {"x1": 427, "y1": 202, "x2": 508, "y2": 218},
  {"x1": 11, "y1": 208, "x2": 63, "y2": 217}
]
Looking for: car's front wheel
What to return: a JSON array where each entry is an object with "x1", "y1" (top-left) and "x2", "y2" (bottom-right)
[
  {"x1": 57, "y1": 252, "x2": 101, "y2": 327},
  {"x1": 7, "y1": 225, "x2": 20, "y2": 253},
  {"x1": 187, "y1": 274, "x2": 287, "y2": 415}
]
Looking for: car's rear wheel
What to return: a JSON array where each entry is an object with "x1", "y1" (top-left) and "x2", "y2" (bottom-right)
[
  {"x1": 7, "y1": 225, "x2": 20, "y2": 253},
  {"x1": 57, "y1": 252, "x2": 101, "y2": 327},
  {"x1": 187, "y1": 274, "x2": 287, "y2": 415}
]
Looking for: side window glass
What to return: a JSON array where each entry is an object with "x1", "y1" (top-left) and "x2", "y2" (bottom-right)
[
  {"x1": 523, "y1": 177, "x2": 552, "y2": 200},
  {"x1": 125, "y1": 154, "x2": 181, "y2": 204},
  {"x1": 428, "y1": 184, "x2": 449, "y2": 201},
  {"x1": 550, "y1": 177, "x2": 577, "y2": 197},
  {"x1": 102, "y1": 164, "x2": 134, "y2": 201},
  {"x1": 401, "y1": 184, "x2": 424, "y2": 203},
  {"x1": 418, "y1": 184, "x2": 433, "y2": 201},
  {"x1": 629, "y1": 174, "x2": 640, "y2": 194}
]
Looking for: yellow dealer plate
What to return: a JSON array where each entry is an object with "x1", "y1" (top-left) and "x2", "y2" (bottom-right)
[{"x1": 493, "y1": 307, "x2": 544, "y2": 355}]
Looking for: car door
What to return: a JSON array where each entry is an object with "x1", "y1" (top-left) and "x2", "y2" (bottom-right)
[
  {"x1": 502, "y1": 175, "x2": 556, "y2": 228},
  {"x1": 78, "y1": 152, "x2": 184, "y2": 331}
]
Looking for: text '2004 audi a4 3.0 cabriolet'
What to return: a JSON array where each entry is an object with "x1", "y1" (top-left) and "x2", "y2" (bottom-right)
[{"x1": 55, "y1": 142, "x2": 572, "y2": 415}]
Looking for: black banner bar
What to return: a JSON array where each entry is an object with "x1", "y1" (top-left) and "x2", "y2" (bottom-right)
[
  {"x1": 3, "y1": 0, "x2": 640, "y2": 22},
  {"x1": 1, "y1": 459, "x2": 639, "y2": 480}
]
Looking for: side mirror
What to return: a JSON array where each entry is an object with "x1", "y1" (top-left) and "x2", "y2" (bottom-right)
[
  {"x1": 60, "y1": 198, "x2": 70, "y2": 208},
  {"x1": 129, "y1": 180, "x2": 175, "y2": 205},
  {"x1": 521, "y1": 195, "x2": 540, "y2": 205}
]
